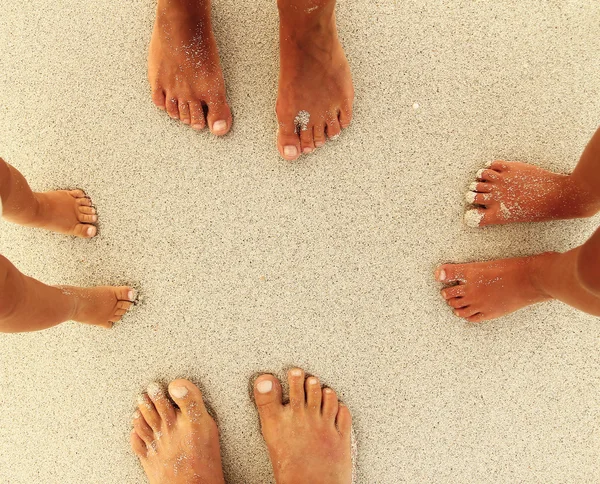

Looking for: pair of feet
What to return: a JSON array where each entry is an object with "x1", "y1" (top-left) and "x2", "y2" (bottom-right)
[
  {"x1": 436, "y1": 161, "x2": 599, "y2": 322},
  {"x1": 131, "y1": 368, "x2": 353, "y2": 484},
  {"x1": 148, "y1": 0, "x2": 354, "y2": 161}
]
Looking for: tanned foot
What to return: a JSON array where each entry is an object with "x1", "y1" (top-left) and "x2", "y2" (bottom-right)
[
  {"x1": 253, "y1": 368, "x2": 353, "y2": 484},
  {"x1": 7, "y1": 189, "x2": 98, "y2": 238},
  {"x1": 131, "y1": 380, "x2": 225, "y2": 484},
  {"x1": 276, "y1": 0, "x2": 354, "y2": 161},
  {"x1": 464, "y1": 161, "x2": 600, "y2": 227},
  {"x1": 60, "y1": 286, "x2": 135, "y2": 329},
  {"x1": 148, "y1": 0, "x2": 232, "y2": 135},
  {"x1": 435, "y1": 254, "x2": 557, "y2": 322}
]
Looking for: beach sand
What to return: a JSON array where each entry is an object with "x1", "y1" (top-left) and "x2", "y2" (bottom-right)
[{"x1": 1, "y1": 0, "x2": 599, "y2": 482}]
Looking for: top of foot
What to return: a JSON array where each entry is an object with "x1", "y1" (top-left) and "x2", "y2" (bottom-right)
[
  {"x1": 131, "y1": 380, "x2": 225, "y2": 484},
  {"x1": 276, "y1": 0, "x2": 354, "y2": 161},
  {"x1": 464, "y1": 161, "x2": 598, "y2": 227},
  {"x1": 253, "y1": 368, "x2": 353, "y2": 484},
  {"x1": 149, "y1": 0, "x2": 232, "y2": 135}
]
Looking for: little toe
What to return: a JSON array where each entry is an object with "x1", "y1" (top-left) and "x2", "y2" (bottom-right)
[
  {"x1": 300, "y1": 126, "x2": 315, "y2": 154},
  {"x1": 253, "y1": 374, "x2": 284, "y2": 423},
  {"x1": 73, "y1": 224, "x2": 97, "y2": 238},
  {"x1": 305, "y1": 376, "x2": 322, "y2": 412},
  {"x1": 288, "y1": 368, "x2": 306, "y2": 411},
  {"x1": 137, "y1": 394, "x2": 162, "y2": 432},
  {"x1": 206, "y1": 99, "x2": 232, "y2": 136},
  {"x1": 313, "y1": 124, "x2": 326, "y2": 148},
  {"x1": 441, "y1": 285, "x2": 466, "y2": 299},
  {"x1": 130, "y1": 429, "x2": 148, "y2": 458},
  {"x1": 147, "y1": 382, "x2": 176, "y2": 426},
  {"x1": 165, "y1": 96, "x2": 180, "y2": 119},
  {"x1": 277, "y1": 124, "x2": 301, "y2": 161},
  {"x1": 132, "y1": 410, "x2": 154, "y2": 445},
  {"x1": 189, "y1": 102, "x2": 206, "y2": 131},
  {"x1": 464, "y1": 208, "x2": 488, "y2": 228},
  {"x1": 152, "y1": 89, "x2": 166, "y2": 110},
  {"x1": 435, "y1": 264, "x2": 467, "y2": 284},
  {"x1": 335, "y1": 403, "x2": 352, "y2": 437},
  {"x1": 321, "y1": 387, "x2": 339, "y2": 422},
  {"x1": 326, "y1": 118, "x2": 342, "y2": 140},
  {"x1": 178, "y1": 101, "x2": 191, "y2": 125},
  {"x1": 69, "y1": 189, "x2": 86, "y2": 198},
  {"x1": 167, "y1": 379, "x2": 207, "y2": 421},
  {"x1": 466, "y1": 313, "x2": 487, "y2": 323}
]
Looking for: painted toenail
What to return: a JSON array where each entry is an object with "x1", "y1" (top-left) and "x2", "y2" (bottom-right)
[
  {"x1": 290, "y1": 369, "x2": 302, "y2": 377},
  {"x1": 87, "y1": 227, "x2": 95, "y2": 236},
  {"x1": 439, "y1": 270, "x2": 446, "y2": 282},
  {"x1": 284, "y1": 146, "x2": 298, "y2": 158},
  {"x1": 213, "y1": 120, "x2": 227, "y2": 132},
  {"x1": 256, "y1": 380, "x2": 273, "y2": 394},
  {"x1": 147, "y1": 382, "x2": 163, "y2": 399},
  {"x1": 476, "y1": 169, "x2": 485, "y2": 178},
  {"x1": 469, "y1": 182, "x2": 479, "y2": 191},
  {"x1": 308, "y1": 378, "x2": 318, "y2": 385},
  {"x1": 192, "y1": 124, "x2": 204, "y2": 130},
  {"x1": 128, "y1": 290, "x2": 135, "y2": 301},
  {"x1": 170, "y1": 386, "x2": 188, "y2": 399},
  {"x1": 465, "y1": 192, "x2": 476, "y2": 204},
  {"x1": 324, "y1": 388, "x2": 333, "y2": 394},
  {"x1": 303, "y1": 147, "x2": 313, "y2": 153}
]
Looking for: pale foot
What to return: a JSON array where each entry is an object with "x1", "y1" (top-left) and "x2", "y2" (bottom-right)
[
  {"x1": 131, "y1": 380, "x2": 225, "y2": 484},
  {"x1": 464, "y1": 161, "x2": 600, "y2": 227},
  {"x1": 276, "y1": 0, "x2": 354, "y2": 161},
  {"x1": 148, "y1": 0, "x2": 232, "y2": 135},
  {"x1": 253, "y1": 368, "x2": 353, "y2": 484},
  {"x1": 435, "y1": 254, "x2": 556, "y2": 322},
  {"x1": 9, "y1": 189, "x2": 98, "y2": 238},
  {"x1": 61, "y1": 286, "x2": 135, "y2": 329}
]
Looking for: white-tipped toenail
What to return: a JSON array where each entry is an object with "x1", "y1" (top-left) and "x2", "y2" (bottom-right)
[
  {"x1": 147, "y1": 382, "x2": 163, "y2": 399},
  {"x1": 128, "y1": 290, "x2": 135, "y2": 301},
  {"x1": 132, "y1": 410, "x2": 140, "y2": 419},
  {"x1": 476, "y1": 169, "x2": 485, "y2": 179},
  {"x1": 87, "y1": 226, "x2": 95, "y2": 236},
  {"x1": 290, "y1": 369, "x2": 302, "y2": 377},
  {"x1": 213, "y1": 120, "x2": 227, "y2": 132},
  {"x1": 137, "y1": 394, "x2": 148, "y2": 406},
  {"x1": 465, "y1": 192, "x2": 476, "y2": 204},
  {"x1": 170, "y1": 386, "x2": 188, "y2": 399},
  {"x1": 464, "y1": 209, "x2": 484, "y2": 228},
  {"x1": 469, "y1": 182, "x2": 479, "y2": 191},
  {"x1": 439, "y1": 269, "x2": 446, "y2": 282},
  {"x1": 192, "y1": 124, "x2": 204, "y2": 130},
  {"x1": 485, "y1": 160, "x2": 493, "y2": 167},
  {"x1": 324, "y1": 388, "x2": 333, "y2": 394},
  {"x1": 309, "y1": 378, "x2": 319, "y2": 385},
  {"x1": 256, "y1": 380, "x2": 273, "y2": 394},
  {"x1": 284, "y1": 146, "x2": 298, "y2": 158},
  {"x1": 303, "y1": 147, "x2": 313, "y2": 153}
]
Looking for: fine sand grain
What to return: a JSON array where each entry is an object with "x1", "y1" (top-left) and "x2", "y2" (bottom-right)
[{"x1": 1, "y1": 0, "x2": 600, "y2": 483}]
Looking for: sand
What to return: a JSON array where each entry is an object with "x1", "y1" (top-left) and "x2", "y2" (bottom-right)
[{"x1": 1, "y1": 0, "x2": 600, "y2": 482}]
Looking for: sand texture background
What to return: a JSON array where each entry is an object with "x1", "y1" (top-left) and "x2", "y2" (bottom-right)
[{"x1": 1, "y1": 0, "x2": 600, "y2": 482}]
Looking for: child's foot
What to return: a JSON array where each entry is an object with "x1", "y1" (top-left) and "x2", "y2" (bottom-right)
[
  {"x1": 464, "y1": 161, "x2": 600, "y2": 227},
  {"x1": 8, "y1": 189, "x2": 98, "y2": 238},
  {"x1": 435, "y1": 254, "x2": 556, "y2": 322},
  {"x1": 131, "y1": 380, "x2": 225, "y2": 484},
  {"x1": 276, "y1": 0, "x2": 354, "y2": 161},
  {"x1": 253, "y1": 368, "x2": 353, "y2": 484},
  {"x1": 60, "y1": 286, "x2": 135, "y2": 329},
  {"x1": 148, "y1": 0, "x2": 232, "y2": 135}
]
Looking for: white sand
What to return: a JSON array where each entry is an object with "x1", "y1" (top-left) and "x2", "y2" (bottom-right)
[{"x1": 1, "y1": 0, "x2": 600, "y2": 482}]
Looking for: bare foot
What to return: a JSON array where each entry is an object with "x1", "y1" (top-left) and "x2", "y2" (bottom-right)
[
  {"x1": 131, "y1": 380, "x2": 225, "y2": 484},
  {"x1": 148, "y1": 0, "x2": 232, "y2": 135},
  {"x1": 276, "y1": 0, "x2": 354, "y2": 160},
  {"x1": 435, "y1": 254, "x2": 556, "y2": 322},
  {"x1": 253, "y1": 368, "x2": 353, "y2": 484},
  {"x1": 61, "y1": 286, "x2": 135, "y2": 329},
  {"x1": 463, "y1": 161, "x2": 600, "y2": 227},
  {"x1": 6, "y1": 189, "x2": 98, "y2": 238}
]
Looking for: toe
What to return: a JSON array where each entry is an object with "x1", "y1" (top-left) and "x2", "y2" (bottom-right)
[
  {"x1": 76, "y1": 197, "x2": 93, "y2": 207},
  {"x1": 116, "y1": 287, "x2": 136, "y2": 302},
  {"x1": 78, "y1": 206, "x2": 96, "y2": 216},
  {"x1": 326, "y1": 117, "x2": 342, "y2": 139},
  {"x1": 277, "y1": 124, "x2": 301, "y2": 161},
  {"x1": 313, "y1": 124, "x2": 326, "y2": 148},
  {"x1": 178, "y1": 101, "x2": 191, "y2": 125},
  {"x1": 147, "y1": 382, "x2": 176, "y2": 426},
  {"x1": 321, "y1": 387, "x2": 339, "y2": 422},
  {"x1": 465, "y1": 191, "x2": 492, "y2": 205},
  {"x1": 454, "y1": 306, "x2": 480, "y2": 319},
  {"x1": 130, "y1": 429, "x2": 148, "y2": 458},
  {"x1": 77, "y1": 212, "x2": 98, "y2": 224},
  {"x1": 167, "y1": 379, "x2": 207, "y2": 421},
  {"x1": 206, "y1": 98, "x2": 232, "y2": 136},
  {"x1": 288, "y1": 368, "x2": 306, "y2": 412},
  {"x1": 152, "y1": 89, "x2": 166, "y2": 110},
  {"x1": 488, "y1": 160, "x2": 509, "y2": 172},
  {"x1": 464, "y1": 208, "x2": 487, "y2": 228},
  {"x1": 335, "y1": 403, "x2": 352, "y2": 437},
  {"x1": 117, "y1": 300, "x2": 133, "y2": 311},
  {"x1": 165, "y1": 96, "x2": 179, "y2": 119},
  {"x1": 466, "y1": 313, "x2": 487, "y2": 323},
  {"x1": 435, "y1": 264, "x2": 467, "y2": 284},
  {"x1": 447, "y1": 297, "x2": 469, "y2": 309},
  {"x1": 73, "y1": 224, "x2": 97, "y2": 238},
  {"x1": 469, "y1": 182, "x2": 493, "y2": 193},
  {"x1": 300, "y1": 126, "x2": 315, "y2": 154},
  {"x1": 305, "y1": 376, "x2": 322, "y2": 413},
  {"x1": 253, "y1": 374, "x2": 284, "y2": 423},
  {"x1": 69, "y1": 189, "x2": 86, "y2": 198},
  {"x1": 137, "y1": 393, "x2": 162, "y2": 432},
  {"x1": 133, "y1": 410, "x2": 154, "y2": 445},
  {"x1": 189, "y1": 102, "x2": 206, "y2": 131},
  {"x1": 476, "y1": 169, "x2": 500, "y2": 182},
  {"x1": 441, "y1": 285, "x2": 466, "y2": 299}
]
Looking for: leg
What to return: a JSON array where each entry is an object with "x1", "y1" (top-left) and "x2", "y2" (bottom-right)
[
  {"x1": 131, "y1": 380, "x2": 225, "y2": 484},
  {"x1": 464, "y1": 126, "x2": 600, "y2": 227},
  {"x1": 148, "y1": 0, "x2": 232, "y2": 135},
  {"x1": 0, "y1": 157, "x2": 98, "y2": 238},
  {"x1": 276, "y1": 0, "x2": 354, "y2": 161},
  {"x1": 253, "y1": 368, "x2": 353, "y2": 484},
  {"x1": 0, "y1": 254, "x2": 134, "y2": 332},
  {"x1": 435, "y1": 234, "x2": 600, "y2": 322}
]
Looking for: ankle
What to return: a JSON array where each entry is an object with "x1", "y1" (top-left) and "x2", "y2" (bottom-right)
[
  {"x1": 526, "y1": 252, "x2": 561, "y2": 301},
  {"x1": 566, "y1": 173, "x2": 600, "y2": 218},
  {"x1": 157, "y1": 0, "x2": 210, "y2": 18},
  {"x1": 278, "y1": 0, "x2": 335, "y2": 24},
  {"x1": 55, "y1": 286, "x2": 81, "y2": 322}
]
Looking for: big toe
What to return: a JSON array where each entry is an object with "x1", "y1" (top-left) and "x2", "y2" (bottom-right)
[
  {"x1": 277, "y1": 124, "x2": 301, "y2": 161},
  {"x1": 435, "y1": 264, "x2": 467, "y2": 284},
  {"x1": 168, "y1": 379, "x2": 208, "y2": 420},
  {"x1": 206, "y1": 99, "x2": 232, "y2": 136},
  {"x1": 253, "y1": 374, "x2": 284, "y2": 423},
  {"x1": 73, "y1": 224, "x2": 97, "y2": 239}
]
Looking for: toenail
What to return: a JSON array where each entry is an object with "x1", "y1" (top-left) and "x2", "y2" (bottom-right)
[
  {"x1": 465, "y1": 192, "x2": 476, "y2": 204},
  {"x1": 170, "y1": 386, "x2": 188, "y2": 399},
  {"x1": 192, "y1": 124, "x2": 204, "y2": 130},
  {"x1": 256, "y1": 380, "x2": 273, "y2": 394},
  {"x1": 438, "y1": 269, "x2": 446, "y2": 282},
  {"x1": 464, "y1": 209, "x2": 484, "y2": 228},
  {"x1": 147, "y1": 382, "x2": 163, "y2": 399},
  {"x1": 137, "y1": 394, "x2": 149, "y2": 406},
  {"x1": 324, "y1": 388, "x2": 333, "y2": 394},
  {"x1": 469, "y1": 182, "x2": 479, "y2": 191},
  {"x1": 128, "y1": 290, "x2": 135, "y2": 301},
  {"x1": 303, "y1": 147, "x2": 313, "y2": 154},
  {"x1": 284, "y1": 146, "x2": 298, "y2": 158},
  {"x1": 308, "y1": 378, "x2": 318, "y2": 385},
  {"x1": 132, "y1": 410, "x2": 140, "y2": 419},
  {"x1": 476, "y1": 169, "x2": 485, "y2": 178},
  {"x1": 290, "y1": 369, "x2": 302, "y2": 377},
  {"x1": 213, "y1": 120, "x2": 227, "y2": 132},
  {"x1": 87, "y1": 227, "x2": 95, "y2": 236}
]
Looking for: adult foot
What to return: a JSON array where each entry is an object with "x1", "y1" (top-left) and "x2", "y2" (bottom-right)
[
  {"x1": 148, "y1": 0, "x2": 232, "y2": 135},
  {"x1": 435, "y1": 254, "x2": 556, "y2": 322},
  {"x1": 9, "y1": 189, "x2": 98, "y2": 238},
  {"x1": 60, "y1": 286, "x2": 135, "y2": 329},
  {"x1": 464, "y1": 161, "x2": 600, "y2": 227},
  {"x1": 253, "y1": 368, "x2": 353, "y2": 484},
  {"x1": 276, "y1": 0, "x2": 354, "y2": 161},
  {"x1": 131, "y1": 380, "x2": 225, "y2": 484}
]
